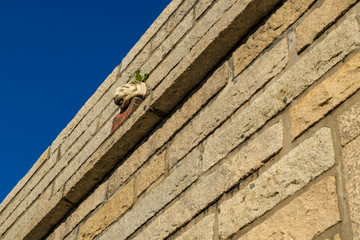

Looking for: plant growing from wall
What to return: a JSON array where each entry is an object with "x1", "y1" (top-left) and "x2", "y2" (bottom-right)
[{"x1": 134, "y1": 69, "x2": 149, "y2": 83}]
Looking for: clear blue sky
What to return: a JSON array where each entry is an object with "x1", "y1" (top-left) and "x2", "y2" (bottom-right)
[{"x1": 0, "y1": 0, "x2": 171, "y2": 203}]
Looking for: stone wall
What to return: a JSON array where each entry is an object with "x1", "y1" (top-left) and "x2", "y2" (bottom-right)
[{"x1": 1, "y1": 0, "x2": 360, "y2": 239}]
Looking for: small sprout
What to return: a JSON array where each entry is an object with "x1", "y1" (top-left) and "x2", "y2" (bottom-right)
[{"x1": 134, "y1": 70, "x2": 149, "y2": 83}]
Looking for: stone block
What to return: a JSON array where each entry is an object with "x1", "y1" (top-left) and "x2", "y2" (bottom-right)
[
  {"x1": 290, "y1": 52, "x2": 360, "y2": 139},
  {"x1": 50, "y1": 182, "x2": 107, "y2": 240},
  {"x1": 107, "y1": 61, "x2": 228, "y2": 197},
  {"x1": 168, "y1": 38, "x2": 288, "y2": 169},
  {"x1": 342, "y1": 135, "x2": 360, "y2": 239},
  {"x1": 233, "y1": 0, "x2": 316, "y2": 77},
  {"x1": 98, "y1": 148, "x2": 200, "y2": 240},
  {"x1": 135, "y1": 151, "x2": 166, "y2": 197},
  {"x1": 78, "y1": 179, "x2": 134, "y2": 240},
  {"x1": 218, "y1": 128, "x2": 335, "y2": 239},
  {"x1": 130, "y1": 122, "x2": 283, "y2": 240},
  {"x1": 175, "y1": 213, "x2": 215, "y2": 240},
  {"x1": 204, "y1": 15, "x2": 360, "y2": 162},
  {"x1": 238, "y1": 177, "x2": 340, "y2": 239},
  {"x1": 296, "y1": 0, "x2": 357, "y2": 53},
  {"x1": 195, "y1": 0, "x2": 216, "y2": 20},
  {"x1": 338, "y1": 100, "x2": 360, "y2": 146}
]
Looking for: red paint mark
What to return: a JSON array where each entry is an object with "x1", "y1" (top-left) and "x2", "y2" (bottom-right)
[{"x1": 111, "y1": 97, "x2": 143, "y2": 134}]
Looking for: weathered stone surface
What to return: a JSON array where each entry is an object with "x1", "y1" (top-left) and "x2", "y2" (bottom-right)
[
  {"x1": 98, "y1": 148, "x2": 200, "y2": 240},
  {"x1": 175, "y1": 213, "x2": 215, "y2": 240},
  {"x1": 342, "y1": 135, "x2": 360, "y2": 240},
  {"x1": 296, "y1": 0, "x2": 357, "y2": 53},
  {"x1": 49, "y1": 182, "x2": 107, "y2": 240},
  {"x1": 338, "y1": 100, "x2": 360, "y2": 146},
  {"x1": 233, "y1": 0, "x2": 316, "y2": 77},
  {"x1": 151, "y1": 0, "x2": 197, "y2": 51},
  {"x1": 290, "y1": 52, "x2": 360, "y2": 139},
  {"x1": 147, "y1": 0, "x2": 238, "y2": 90},
  {"x1": 195, "y1": 0, "x2": 216, "y2": 20},
  {"x1": 135, "y1": 151, "x2": 166, "y2": 197},
  {"x1": 131, "y1": 122, "x2": 283, "y2": 240},
  {"x1": 334, "y1": 234, "x2": 342, "y2": 240},
  {"x1": 218, "y1": 128, "x2": 335, "y2": 239},
  {"x1": 78, "y1": 179, "x2": 134, "y2": 240},
  {"x1": 168, "y1": 38, "x2": 288, "y2": 169},
  {"x1": 142, "y1": 10, "x2": 194, "y2": 76},
  {"x1": 204, "y1": 15, "x2": 360, "y2": 164},
  {"x1": 107, "y1": 61, "x2": 228, "y2": 197},
  {"x1": 239, "y1": 177, "x2": 340, "y2": 240}
]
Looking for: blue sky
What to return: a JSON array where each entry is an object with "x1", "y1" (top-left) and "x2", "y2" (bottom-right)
[{"x1": 0, "y1": 0, "x2": 171, "y2": 203}]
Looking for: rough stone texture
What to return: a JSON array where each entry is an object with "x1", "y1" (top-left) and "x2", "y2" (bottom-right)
[
  {"x1": 107, "y1": 61, "x2": 228, "y2": 197},
  {"x1": 218, "y1": 128, "x2": 335, "y2": 239},
  {"x1": 338, "y1": 100, "x2": 360, "y2": 146},
  {"x1": 174, "y1": 213, "x2": 215, "y2": 240},
  {"x1": 238, "y1": 177, "x2": 340, "y2": 239},
  {"x1": 130, "y1": 122, "x2": 283, "y2": 240},
  {"x1": 98, "y1": 148, "x2": 200, "y2": 240},
  {"x1": 233, "y1": 0, "x2": 316, "y2": 77},
  {"x1": 195, "y1": 0, "x2": 216, "y2": 20},
  {"x1": 296, "y1": 0, "x2": 357, "y2": 53},
  {"x1": 168, "y1": 38, "x2": 288, "y2": 169},
  {"x1": 142, "y1": 9, "x2": 194, "y2": 76},
  {"x1": 48, "y1": 182, "x2": 107, "y2": 240},
  {"x1": 203, "y1": 15, "x2": 360, "y2": 166},
  {"x1": 135, "y1": 151, "x2": 166, "y2": 197},
  {"x1": 335, "y1": 234, "x2": 342, "y2": 240},
  {"x1": 78, "y1": 179, "x2": 134, "y2": 240},
  {"x1": 342, "y1": 135, "x2": 360, "y2": 240},
  {"x1": 290, "y1": 52, "x2": 360, "y2": 139}
]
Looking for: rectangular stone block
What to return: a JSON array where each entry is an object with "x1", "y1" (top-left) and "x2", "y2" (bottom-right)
[
  {"x1": 296, "y1": 0, "x2": 357, "y2": 53},
  {"x1": 342, "y1": 135, "x2": 360, "y2": 240},
  {"x1": 49, "y1": 182, "x2": 107, "y2": 240},
  {"x1": 175, "y1": 213, "x2": 215, "y2": 240},
  {"x1": 168, "y1": 38, "x2": 288, "y2": 169},
  {"x1": 239, "y1": 177, "x2": 340, "y2": 239},
  {"x1": 130, "y1": 121, "x2": 284, "y2": 240},
  {"x1": 107, "y1": 61, "x2": 228, "y2": 197},
  {"x1": 135, "y1": 151, "x2": 166, "y2": 197},
  {"x1": 203, "y1": 14, "x2": 360, "y2": 163},
  {"x1": 78, "y1": 179, "x2": 134, "y2": 240},
  {"x1": 195, "y1": 0, "x2": 216, "y2": 20},
  {"x1": 290, "y1": 52, "x2": 360, "y2": 139},
  {"x1": 233, "y1": 0, "x2": 316, "y2": 77},
  {"x1": 98, "y1": 148, "x2": 200, "y2": 240},
  {"x1": 338, "y1": 100, "x2": 360, "y2": 146},
  {"x1": 218, "y1": 128, "x2": 335, "y2": 239}
]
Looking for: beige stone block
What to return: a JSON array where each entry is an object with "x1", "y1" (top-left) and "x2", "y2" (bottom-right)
[
  {"x1": 296, "y1": 0, "x2": 357, "y2": 53},
  {"x1": 195, "y1": 0, "x2": 216, "y2": 20},
  {"x1": 334, "y1": 234, "x2": 342, "y2": 240},
  {"x1": 130, "y1": 122, "x2": 283, "y2": 240},
  {"x1": 50, "y1": 182, "x2": 107, "y2": 240},
  {"x1": 168, "y1": 38, "x2": 288, "y2": 170},
  {"x1": 175, "y1": 213, "x2": 215, "y2": 240},
  {"x1": 342, "y1": 135, "x2": 360, "y2": 240},
  {"x1": 239, "y1": 177, "x2": 340, "y2": 240},
  {"x1": 107, "y1": 61, "x2": 228, "y2": 197},
  {"x1": 218, "y1": 128, "x2": 335, "y2": 239},
  {"x1": 78, "y1": 179, "x2": 134, "y2": 240},
  {"x1": 135, "y1": 151, "x2": 166, "y2": 197},
  {"x1": 290, "y1": 52, "x2": 360, "y2": 139},
  {"x1": 338, "y1": 100, "x2": 360, "y2": 146},
  {"x1": 233, "y1": 0, "x2": 316, "y2": 77},
  {"x1": 204, "y1": 15, "x2": 360, "y2": 163},
  {"x1": 98, "y1": 148, "x2": 200, "y2": 240}
]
